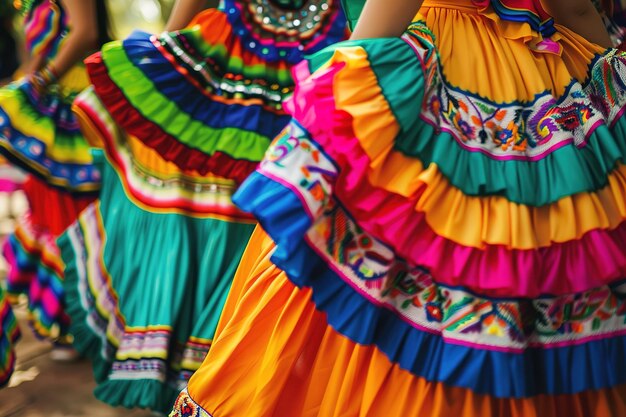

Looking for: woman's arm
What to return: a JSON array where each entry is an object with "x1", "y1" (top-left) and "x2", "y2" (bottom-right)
[
  {"x1": 36, "y1": 0, "x2": 100, "y2": 80},
  {"x1": 164, "y1": 0, "x2": 208, "y2": 31},
  {"x1": 543, "y1": 0, "x2": 612, "y2": 47},
  {"x1": 350, "y1": 0, "x2": 424, "y2": 40}
]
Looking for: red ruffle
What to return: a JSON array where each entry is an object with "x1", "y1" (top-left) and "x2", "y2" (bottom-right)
[
  {"x1": 24, "y1": 175, "x2": 95, "y2": 236},
  {"x1": 84, "y1": 53, "x2": 260, "y2": 185}
]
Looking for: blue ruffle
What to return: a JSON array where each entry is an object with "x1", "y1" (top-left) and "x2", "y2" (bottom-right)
[
  {"x1": 117, "y1": 31, "x2": 291, "y2": 140},
  {"x1": 233, "y1": 170, "x2": 626, "y2": 398}
]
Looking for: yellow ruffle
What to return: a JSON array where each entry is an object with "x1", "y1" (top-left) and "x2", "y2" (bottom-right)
[
  {"x1": 125, "y1": 134, "x2": 233, "y2": 185},
  {"x1": 57, "y1": 64, "x2": 90, "y2": 96},
  {"x1": 420, "y1": 163, "x2": 626, "y2": 249}
]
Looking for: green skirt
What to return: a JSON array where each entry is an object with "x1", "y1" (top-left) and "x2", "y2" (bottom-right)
[{"x1": 59, "y1": 152, "x2": 255, "y2": 412}]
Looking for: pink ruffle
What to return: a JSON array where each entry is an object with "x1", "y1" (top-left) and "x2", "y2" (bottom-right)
[{"x1": 282, "y1": 60, "x2": 626, "y2": 298}]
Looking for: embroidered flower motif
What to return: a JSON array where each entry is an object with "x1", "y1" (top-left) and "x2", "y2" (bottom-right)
[
  {"x1": 495, "y1": 121, "x2": 523, "y2": 151},
  {"x1": 455, "y1": 116, "x2": 475, "y2": 141},
  {"x1": 552, "y1": 103, "x2": 593, "y2": 132},
  {"x1": 425, "y1": 302, "x2": 443, "y2": 322},
  {"x1": 495, "y1": 128, "x2": 513, "y2": 145},
  {"x1": 429, "y1": 95, "x2": 441, "y2": 115}
]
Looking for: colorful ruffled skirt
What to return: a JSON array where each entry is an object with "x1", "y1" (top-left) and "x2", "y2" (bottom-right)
[
  {"x1": 0, "y1": 284, "x2": 19, "y2": 387},
  {"x1": 59, "y1": 152, "x2": 255, "y2": 410},
  {"x1": 0, "y1": 65, "x2": 98, "y2": 342},
  {"x1": 88, "y1": 0, "x2": 346, "y2": 176},
  {"x1": 170, "y1": 1, "x2": 626, "y2": 416},
  {"x1": 58, "y1": 0, "x2": 346, "y2": 412},
  {"x1": 61, "y1": 91, "x2": 257, "y2": 411}
]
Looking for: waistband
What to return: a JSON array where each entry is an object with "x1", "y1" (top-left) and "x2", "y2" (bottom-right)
[
  {"x1": 420, "y1": 0, "x2": 556, "y2": 38},
  {"x1": 422, "y1": 0, "x2": 481, "y2": 12}
]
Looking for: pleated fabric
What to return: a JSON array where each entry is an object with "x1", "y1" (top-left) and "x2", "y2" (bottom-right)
[
  {"x1": 170, "y1": 0, "x2": 626, "y2": 415},
  {"x1": 59, "y1": 0, "x2": 346, "y2": 412},
  {"x1": 61, "y1": 93, "x2": 256, "y2": 412}
]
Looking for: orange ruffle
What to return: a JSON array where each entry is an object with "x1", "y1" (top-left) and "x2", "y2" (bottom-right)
[{"x1": 182, "y1": 227, "x2": 626, "y2": 417}]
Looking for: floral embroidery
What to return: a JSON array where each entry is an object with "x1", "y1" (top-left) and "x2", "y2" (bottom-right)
[
  {"x1": 310, "y1": 202, "x2": 626, "y2": 349},
  {"x1": 318, "y1": 202, "x2": 393, "y2": 281},
  {"x1": 262, "y1": 123, "x2": 335, "y2": 213},
  {"x1": 402, "y1": 23, "x2": 626, "y2": 160},
  {"x1": 260, "y1": 124, "x2": 626, "y2": 350}
]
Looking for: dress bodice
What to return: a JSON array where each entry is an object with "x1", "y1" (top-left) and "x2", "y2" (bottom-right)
[
  {"x1": 22, "y1": 0, "x2": 68, "y2": 59},
  {"x1": 343, "y1": 0, "x2": 556, "y2": 36}
]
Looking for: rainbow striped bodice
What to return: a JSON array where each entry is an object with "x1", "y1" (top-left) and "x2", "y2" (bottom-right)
[{"x1": 23, "y1": 0, "x2": 68, "y2": 60}]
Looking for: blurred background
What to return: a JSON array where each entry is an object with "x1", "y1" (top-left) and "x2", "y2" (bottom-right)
[
  {"x1": 108, "y1": 0, "x2": 176, "y2": 37},
  {"x1": 0, "y1": 1, "x2": 216, "y2": 415}
]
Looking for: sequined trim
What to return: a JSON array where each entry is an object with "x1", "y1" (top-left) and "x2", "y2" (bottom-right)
[
  {"x1": 155, "y1": 33, "x2": 287, "y2": 106},
  {"x1": 241, "y1": 0, "x2": 334, "y2": 39}
]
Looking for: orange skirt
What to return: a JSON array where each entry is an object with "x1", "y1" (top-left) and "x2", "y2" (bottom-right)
[{"x1": 168, "y1": 228, "x2": 626, "y2": 417}]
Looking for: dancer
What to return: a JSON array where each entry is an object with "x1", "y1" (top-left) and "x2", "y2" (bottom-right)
[
  {"x1": 170, "y1": 0, "x2": 626, "y2": 416},
  {"x1": 60, "y1": 0, "x2": 346, "y2": 412},
  {"x1": 0, "y1": 0, "x2": 108, "y2": 355}
]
